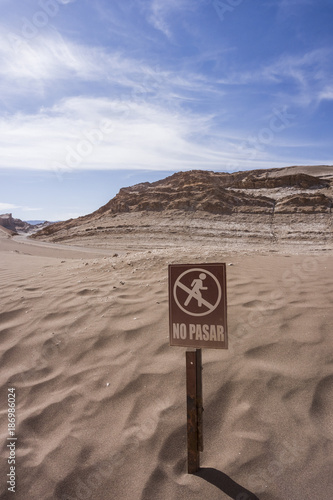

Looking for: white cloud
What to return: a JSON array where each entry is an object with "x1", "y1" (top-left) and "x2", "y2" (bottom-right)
[
  {"x1": 0, "y1": 29, "x2": 102, "y2": 86},
  {"x1": 149, "y1": 4, "x2": 172, "y2": 39},
  {"x1": 0, "y1": 23, "x2": 213, "y2": 106},
  {"x1": 217, "y1": 48, "x2": 333, "y2": 109},
  {"x1": 21, "y1": 206, "x2": 42, "y2": 212},
  {"x1": 0, "y1": 203, "x2": 42, "y2": 214},
  {"x1": 147, "y1": 0, "x2": 194, "y2": 39},
  {"x1": 0, "y1": 8, "x2": 331, "y2": 177},
  {"x1": 318, "y1": 86, "x2": 333, "y2": 102},
  {"x1": 222, "y1": 49, "x2": 329, "y2": 86},
  {"x1": 0, "y1": 93, "x2": 307, "y2": 175},
  {"x1": 0, "y1": 96, "x2": 233, "y2": 172},
  {"x1": 262, "y1": 49, "x2": 330, "y2": 84},
  {"x1": 0, "y1": 203, "x2": 19, "y2": 212}
]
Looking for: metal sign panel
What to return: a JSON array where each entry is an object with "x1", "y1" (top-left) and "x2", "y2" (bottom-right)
[{"x1": 169, "y1": 263, "x2": 228, "y2": 349}]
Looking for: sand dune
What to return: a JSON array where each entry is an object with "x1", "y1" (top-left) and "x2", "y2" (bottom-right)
[{"x1": 0, "y1": 231, "x2": 332, "y2": 500}]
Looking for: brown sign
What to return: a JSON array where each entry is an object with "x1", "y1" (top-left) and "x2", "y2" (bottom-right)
[{"x1": 168, "y1": 263, "x2": 228, "y2": 349}]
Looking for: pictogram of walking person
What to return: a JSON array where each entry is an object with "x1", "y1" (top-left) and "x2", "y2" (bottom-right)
[{"x1": 184, "y1": 273, "x2": 208, "y2": 307}]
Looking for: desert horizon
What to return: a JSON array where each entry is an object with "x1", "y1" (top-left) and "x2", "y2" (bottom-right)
[{"x1": 1, "y1": 165, "x2": 332, "y2": 499}]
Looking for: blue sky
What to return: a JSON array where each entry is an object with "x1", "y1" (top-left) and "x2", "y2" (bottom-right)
[{"x1": 0, "y1": 0, "x2": 332, "y2": 221}]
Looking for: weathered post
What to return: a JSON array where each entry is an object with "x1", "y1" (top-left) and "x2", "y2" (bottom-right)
[
  {"x1": 186, "y1": 350, "x2": 200, "y2": 473},
  {"x1": 196, "y1": 348, "x2": 203, "y2": 453}
]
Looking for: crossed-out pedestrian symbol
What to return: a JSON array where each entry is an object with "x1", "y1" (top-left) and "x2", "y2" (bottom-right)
[{"x1": 173, "y1": 268, "x2": 222, "y2": 317}]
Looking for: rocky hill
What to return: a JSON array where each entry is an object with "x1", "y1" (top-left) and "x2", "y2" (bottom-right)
[
  {"x1": 31, "y1": 165, "x2": 333, "y2": 251},
  {"x1": 0, "y1": 213, "x2": 52, "y2": 234},
  {"x1": 0, "y1": 213, "x2": 33, "y2": 234},
  {"x1": 92, "y1": 169, "x2": 331, "y2": 215}
]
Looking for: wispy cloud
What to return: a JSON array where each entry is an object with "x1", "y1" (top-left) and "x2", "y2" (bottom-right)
[
  {"x1": 0, "y1": 23, "x2": 215, "y2": 107},
  {"x1": 0, "y1": 28, "x2": 104, "y2": 85},
  {"x1": 149, "y1": 0, "x2": 173, "y2": 39},
  {"x1": 147, "y1": 0, "x2": 195, "y2": 39},
  {"x1": 0, "y1": 96, "x2": 229, "y2": 172},
  {"x1": 217, "y1": 48, "x2": 333, "y2": 109},
  {"x1": 1, "y1": 93, "x2": 314, "y2": 175},
  {"x1": 21, "y1": 206, "x2": 43, "y2": 212},
  {"x1": 0, "y1": 202, "x2": 42, "y2": 214},
  {"x1": 0, "y1": 203, "x2": 19, "y2": 212},
  {"x1": 318, "y1": 86, "x2": 333, "y2": 101},
  {"x1": 263, "y1": 49, "x2": 333, "y2": 107},
  {"x1": 0, "y1": 2, "x2": 331, "y2": 179}
]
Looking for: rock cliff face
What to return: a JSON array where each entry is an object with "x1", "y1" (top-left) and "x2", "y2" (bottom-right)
[
  {"x1": 275, "y1": 193, "x2": 332, "y2": 213},
  {"x1": 0, "y1": 214, "x2": 32, "y2": 233},
  {"x1": 0, "y1": 214, "x2": 52, "y2": 234},
  {"x1": 32, "y1": 165, "x2": 333, "y2": 243},
  {"x1": 92, "y1": 169, "x2": 331, "y2": 216},
  {"x1": 96, "y1": 174, "x2": 275, "y2": 215}
]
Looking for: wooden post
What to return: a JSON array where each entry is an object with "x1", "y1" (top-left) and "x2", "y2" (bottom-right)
[
  {"x1": 196, "y1": 349, "x2": 204, "y2": 453},
  {"x1": 186, "y1": 349, "x2": 203, "y2": 473}
]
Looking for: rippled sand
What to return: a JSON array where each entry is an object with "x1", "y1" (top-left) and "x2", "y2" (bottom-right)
[{"x1": 0, "y1": 230, "x2": 332, "y2": 500}]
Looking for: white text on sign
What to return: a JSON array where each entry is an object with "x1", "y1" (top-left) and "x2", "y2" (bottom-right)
[{"x1": 172, "y1": 323, "x2": 225, "y2": 342}]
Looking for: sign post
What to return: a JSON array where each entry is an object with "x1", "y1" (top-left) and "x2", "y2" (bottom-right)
[
  {"x1": 169, "y1": 263, "x2": 228, "y2": 473},
  {"x1": 186, "y1": 349, "x2": 201, "y2": 473}
]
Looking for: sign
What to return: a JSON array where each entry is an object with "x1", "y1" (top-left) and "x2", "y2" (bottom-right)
[{"x1": 169, "y1": 263, "x2": 228, "y2": 349}]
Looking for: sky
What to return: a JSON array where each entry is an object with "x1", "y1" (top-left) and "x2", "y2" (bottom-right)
[{"x1": 0, "y1": 0, "x2": 332, "y2": 221}]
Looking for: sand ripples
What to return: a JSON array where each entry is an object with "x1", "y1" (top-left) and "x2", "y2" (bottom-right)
[{"x1": 0, "y1": 247, "x2": 332, "y2": 499}]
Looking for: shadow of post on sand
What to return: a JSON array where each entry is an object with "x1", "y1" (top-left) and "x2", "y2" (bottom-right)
[{"x1": 196, "y1": 468, "x2": 260, "y2": 500}]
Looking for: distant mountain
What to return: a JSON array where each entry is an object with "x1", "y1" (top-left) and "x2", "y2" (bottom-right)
[{"x1": 26, "y1": 220, "x2": 48, "y2": 225}]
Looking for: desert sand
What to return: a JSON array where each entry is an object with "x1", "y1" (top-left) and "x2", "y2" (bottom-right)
[{"x1": 0, "y1": 225, "x2": 333, "y2": 500}]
